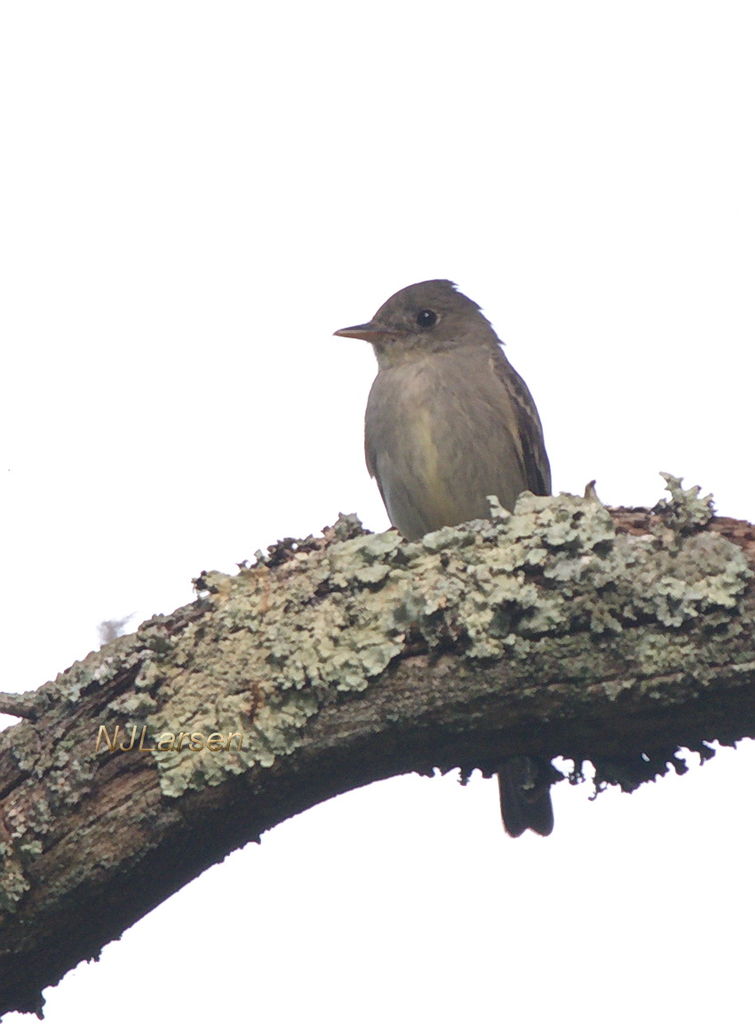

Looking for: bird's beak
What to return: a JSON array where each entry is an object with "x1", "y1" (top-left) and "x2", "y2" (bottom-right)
[{"x1": 333, "y1": 321, "x2": 390, "y2": 341}]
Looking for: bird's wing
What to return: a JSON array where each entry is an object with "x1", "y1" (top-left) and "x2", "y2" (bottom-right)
[{"x1": 491, "y1": 348, "x2": 551, "y2": 496}]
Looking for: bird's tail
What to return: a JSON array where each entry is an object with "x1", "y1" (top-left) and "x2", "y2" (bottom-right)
[{"x1": 498, "y1": 757, "x2": 554, "y2": 837}]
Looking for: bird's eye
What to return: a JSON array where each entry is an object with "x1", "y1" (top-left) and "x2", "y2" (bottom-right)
[{"x1": 416, "y1": 309, "x2": 437, "y2": 329}]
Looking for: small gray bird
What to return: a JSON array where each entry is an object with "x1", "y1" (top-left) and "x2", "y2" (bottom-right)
[{"x1": 335, "y1": 279, "x2": 554, "y2": 837}]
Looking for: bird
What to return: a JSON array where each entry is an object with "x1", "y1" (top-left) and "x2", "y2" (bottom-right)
[{"x1": 335, "y1": 279, "x2": 554, "y2": 837}]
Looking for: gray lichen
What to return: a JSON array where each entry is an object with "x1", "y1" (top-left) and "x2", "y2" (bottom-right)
[
  {"x1": 654, "y1": 472, "x2": 715, "y2": 532},
  {"x1": 125, "y1": 475, "x2": 749, "y2": 798},
  {"x1": 3, "y1": 474, "x2": 749, "y2": 833},
  {"x1": 0, "y1": 475, "x2": 751, "y2": 919}
]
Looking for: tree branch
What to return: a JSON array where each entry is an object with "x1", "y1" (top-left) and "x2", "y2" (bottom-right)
[{"x1": 1, "y1": 479, "x2": 754, "y2": 1017}]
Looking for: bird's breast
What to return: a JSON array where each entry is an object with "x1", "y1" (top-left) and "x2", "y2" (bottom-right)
[{"x1": 365, "y1": 353, "x2": 520, "y2": 539}]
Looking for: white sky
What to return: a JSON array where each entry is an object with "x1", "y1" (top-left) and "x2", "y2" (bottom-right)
[{"x1": 2, "y1": 2, "x2": 754, "y2": 1022}]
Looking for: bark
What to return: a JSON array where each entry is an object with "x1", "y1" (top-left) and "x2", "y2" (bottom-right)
[{"x1": 1, "y1": 480, "x2": 753, "y2": 1018}]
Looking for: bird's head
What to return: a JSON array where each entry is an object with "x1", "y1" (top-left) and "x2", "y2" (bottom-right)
[{"x1": 334, "y1": 279, "x2": 497, "y2": 367}]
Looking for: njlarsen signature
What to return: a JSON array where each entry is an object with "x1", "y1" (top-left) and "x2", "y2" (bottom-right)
[{"x1": 95, "y1": 724, "x2": 245, "y2": 753}]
